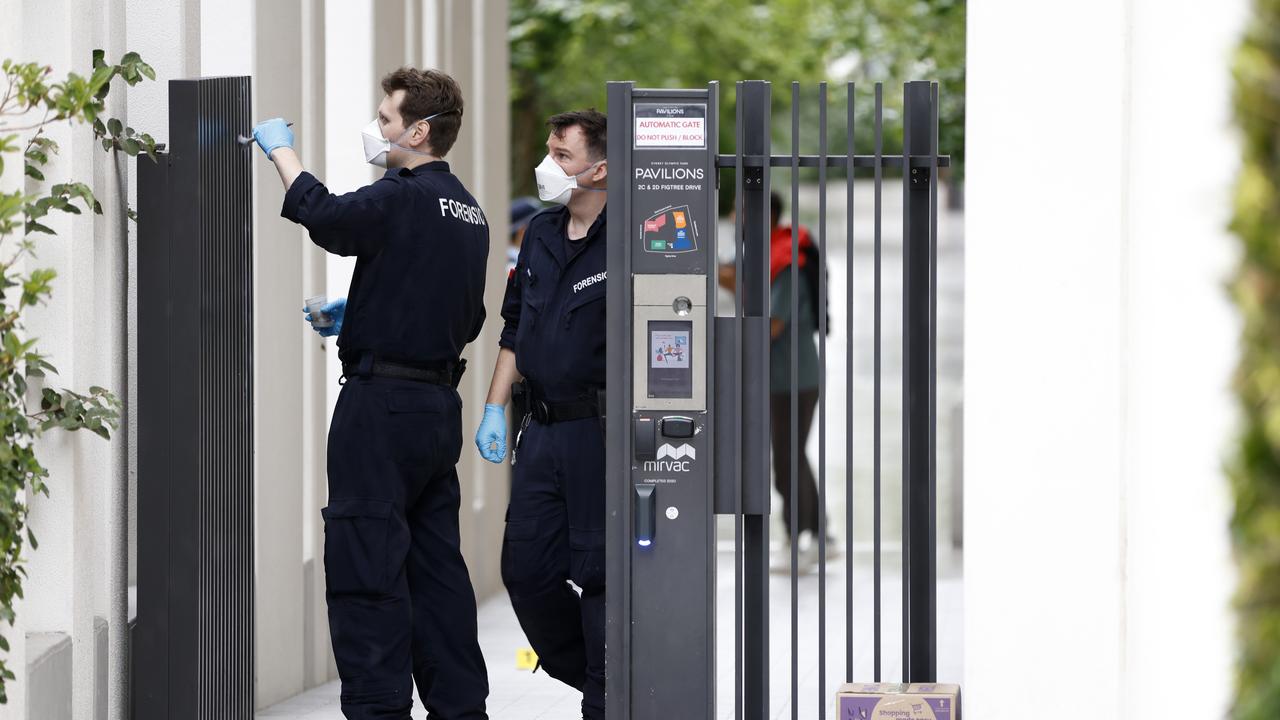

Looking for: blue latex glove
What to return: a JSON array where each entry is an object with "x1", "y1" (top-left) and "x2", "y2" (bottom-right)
[
  {"x1": 252, "y1": 117, "x2": 294, "y2": 158},
  {"x1": 303, "y1": 297, "x2": 346, "y2": 337},
  {"x1": 475, "y1": 403, "x2": 508, "y2": 463}
]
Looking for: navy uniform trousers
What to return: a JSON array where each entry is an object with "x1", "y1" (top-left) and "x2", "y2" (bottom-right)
[
  {"x1": 325, "y1": 374, "x2": 489, "y2": 720},
  {"x1": 501, "y1": 415, "x2": 606, "y2": 719}
]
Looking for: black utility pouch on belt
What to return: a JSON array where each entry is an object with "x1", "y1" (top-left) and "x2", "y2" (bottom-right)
[
  {"x1": 450, "y1": 358, "x2": 468, "y2": 389},
  {"x1": 511, "y1": 380, "x2": 529, "y2": 423}
]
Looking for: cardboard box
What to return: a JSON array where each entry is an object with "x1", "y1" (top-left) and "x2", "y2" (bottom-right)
[{"x1": 836, "y1": 683, "x2": 961, "y2": 720}]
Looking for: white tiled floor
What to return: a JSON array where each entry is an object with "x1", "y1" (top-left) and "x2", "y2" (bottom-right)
[
  {"x1": 256, "y1": 594, "x2": 579, "y2": 720},
  {"x1": 258, "y1": 545, "x2": 962, "y2": 720}
]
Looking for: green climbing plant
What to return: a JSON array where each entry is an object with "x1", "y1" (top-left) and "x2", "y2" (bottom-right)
[
  {"x1": 1231, "y1": 2, "x2": 1280, "y2": 718},
  {"x1": 0, "y1": 49, "x2": 162, "y2": 703}
]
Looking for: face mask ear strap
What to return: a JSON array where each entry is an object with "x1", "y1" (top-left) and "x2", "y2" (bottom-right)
[
  {"x1": 391, "y1": 120, "x2": 434, "y2": 156},
  {"x1": 579, "y1": 159, "x2": 608, "y2": 184}
]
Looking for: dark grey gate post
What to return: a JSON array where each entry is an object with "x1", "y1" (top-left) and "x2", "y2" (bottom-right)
[
  {"x1": 604, "y1": 79, "x2": 634, "y2": 719},
  {"x1": 605, "y1": 82, "x2": 721, "y2": 719},
  {"x1": 135, "y1": 76, "x2": 254, "y2": 719},
  {"x1": 901, "y1": 80, "x2": 938, "y2": 683},
  {"x1": 735, "y1": 79, "x2": 772, "y2": 720}
]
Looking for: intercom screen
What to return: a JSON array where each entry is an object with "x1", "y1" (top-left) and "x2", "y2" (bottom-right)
[{"x1": 648, "y1": 320, "x2": 693, "y2": 398}]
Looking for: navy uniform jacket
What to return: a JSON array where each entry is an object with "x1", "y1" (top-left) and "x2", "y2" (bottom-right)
[
  {"x1": 282, "y1": 161, "x2": 489, "y2": 366},
  {"x1": 499, "y1": 205, "x2": 607, "y2": 403}
]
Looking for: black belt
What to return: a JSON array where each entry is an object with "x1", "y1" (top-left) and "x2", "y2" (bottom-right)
[
  {"x1": 342, "y1": 354, "x2": 466, "y2": 388},
  {"x1": 518, "y1": 382, "x2": 601, "y2": 424}
]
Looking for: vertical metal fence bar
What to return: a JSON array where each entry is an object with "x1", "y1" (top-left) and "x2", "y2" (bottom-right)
[
  {"x1": 817, "y1": 80, "x2": 829, "y2": 720},
  {"x1": 604, "y1": 80, "x2": 634, "y2": 720},
  {"x1": 902, "y1": 81, "x2": 938, "y2": 682},
  {"x1": 845, "y1": 81, "x2": 856, "y2": 684},
  {"x1": 872, "y1": 81, "x2": 884, "y2": 683},
  {"x1": 734, "y1": 81, "x2": 746, "y2": 720},
  {"x1": 928, "y1": 80, "x2": 941, "y2": 677},
  {"x1": 740, "y1": 79, "x2": 772, "y2": 720},
  {"x1": 789, "y1": 80, "x2": 801, "y2": 720},
  {"x1": 755, "y1": 83, "x2": 772, "y2": 720},
  {"x1": 901, "y1": 79, "x2": 913, "y2": 683}
]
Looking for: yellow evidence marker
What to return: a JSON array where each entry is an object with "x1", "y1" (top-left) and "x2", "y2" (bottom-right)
[{"x1": 516, "y1": 647, "x2": 538, "y2": 671}]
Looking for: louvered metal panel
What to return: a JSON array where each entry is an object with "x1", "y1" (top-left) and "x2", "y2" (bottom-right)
[{"x1": 135, "y1": 76, "x2": 254, "y2": 720}]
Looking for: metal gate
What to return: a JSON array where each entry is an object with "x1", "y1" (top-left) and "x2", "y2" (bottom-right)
[{"x1": 604, "y1": 80, "x2": 947, "y2": 719}]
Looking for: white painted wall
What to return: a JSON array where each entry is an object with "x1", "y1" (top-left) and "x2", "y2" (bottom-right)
[
  {"x1": 965, "y1": 1, "x2": 1243, "y2": 717},
  {"x1": 322, "y1": 0, "x2": 372, "y2": 429},
  {"x1": 253, "y1": 0, "x2": 309, "y2": 706}
]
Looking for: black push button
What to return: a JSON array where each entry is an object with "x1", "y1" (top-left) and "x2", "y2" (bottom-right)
[
  {"x1": 660, "y1": 416, "x2": 695, "y2": 438},
  {"x1": 634, "y1": 417, "x2": 656, "y2": 460}
]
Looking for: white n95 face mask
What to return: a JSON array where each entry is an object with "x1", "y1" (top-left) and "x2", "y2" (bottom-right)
[
  {"x1": 534, "y1": 154, "x2": 603, "y2": 205},
  {"x1": 360, "y1": 110, "x2": 454, "y2": 168},
  {"x1": 361, "y1": 120, "x2": 396, "y2": 167}
]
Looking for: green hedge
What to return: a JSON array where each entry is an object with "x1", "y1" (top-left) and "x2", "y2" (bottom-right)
[{"x1": 1231, "y1": 2, "x2": 1280, "y2": 717}]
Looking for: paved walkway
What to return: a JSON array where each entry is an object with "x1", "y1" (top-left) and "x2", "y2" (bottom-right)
[{"x1": 259, "y1": 547, "x2": 962, "y2": 720}]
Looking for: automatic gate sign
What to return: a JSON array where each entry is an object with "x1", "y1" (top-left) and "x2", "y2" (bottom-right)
[
  {"x1": 632, "y1": 102, "x2": 710, "y2": 272},
  {"x1": 633, "y1": 103, "x2": 706, "y2": 148}
]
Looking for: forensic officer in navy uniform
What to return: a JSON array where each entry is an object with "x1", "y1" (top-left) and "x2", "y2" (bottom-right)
[
  {"x1": 253, "y1": 67, "x2": 490, "y2": 720},
  {"x1": 474, "y1": 109, "x2": 609, "y2": 720}
]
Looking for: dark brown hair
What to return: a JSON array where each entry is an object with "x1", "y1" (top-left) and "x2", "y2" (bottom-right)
[
  {"x1": 547, "y1": 108, "x2": 607, "y2": 160},
  {"x1": 380, "y1": 67, "x2": 464, "y2": 157}
]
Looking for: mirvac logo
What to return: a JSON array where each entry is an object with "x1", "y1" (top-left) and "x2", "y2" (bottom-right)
[{"x1": 643, "y1": 443, "x2": 696, "y2": 473}]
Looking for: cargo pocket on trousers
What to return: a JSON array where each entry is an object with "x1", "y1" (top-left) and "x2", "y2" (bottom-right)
[
  {"x1": 569, "y1": 528, "x2": 606, "y2": 592},
  {"x1": 500, "y1": 518, "x2": 540, "y2": 591},
  {"x1": 322, "y1": 498, "x2": 394, "y2": 596}
]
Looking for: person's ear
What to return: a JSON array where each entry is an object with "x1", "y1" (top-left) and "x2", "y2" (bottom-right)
[
  {"x1": 410, "y1": 119, "x2": 432, "y2": 151},
  {"x1": 592, "y1": 159, "x2": 608, "y2": 183}
]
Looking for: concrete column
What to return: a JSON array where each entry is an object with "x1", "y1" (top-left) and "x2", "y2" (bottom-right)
[
  {"x1": 322, "y1": 0, "x2": 371, "y2": 435},
  {"x1": 372, "y1": 0, "x2": 409, "y2": 101},
  {"x1": 456, "y1": 0, "x2": 510, "y2": 601},
  {"x1": 87, "y1": 0, "x2": 131, "y2": 717},
  {"x1": 254, "y1": 0, "x2": 308, "y2": 708},
  {"x1": 438, "y1": 0, "x2": 474, "y2": 185},
  {"x1": 1116, "y1": 0, "x2": 1241, "y2": 715},
  {"x1": 21, "y1": 2, "x2": 116, "y2": 718},
  {"x1": 965, "y1": 0, "x2": 1243, "y2": 717},
  {"x1": 299, "y1": 0, "x2": 334, "y2": 690}
]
